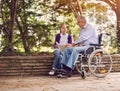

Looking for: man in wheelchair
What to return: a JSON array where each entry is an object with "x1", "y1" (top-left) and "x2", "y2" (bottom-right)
[{"x1": 58, "y1": 16, "x2": 98, "y2": 78}]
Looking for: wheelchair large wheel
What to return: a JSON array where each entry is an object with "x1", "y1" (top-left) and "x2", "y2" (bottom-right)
[{"x1": 88, "y1": 49, "x2": 112, "y2": 78}]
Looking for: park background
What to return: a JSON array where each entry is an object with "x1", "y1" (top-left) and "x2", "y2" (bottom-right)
[
  {"x1": 0, "y1": 1, "x2": 120, "y2": 91},
  {"x1": 0, "y1": 0, "x2": 120, "y2": 56},
  {"x1": 0, "y1": 0, "x2": 119, "y2": 81}
]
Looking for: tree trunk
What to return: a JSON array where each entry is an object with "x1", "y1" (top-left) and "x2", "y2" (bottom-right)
[
  {"x1": 8, "y1": 0, "x2": 17, "y2": 47},
  {"x1": 0, "y1": 0, "x2": 18, "y2": 56},
  {"x1": 16, "y1": 18, "x2": 30, "y2": 53},
  {"x1": 20, "y1": 0, "x2": 30, "y2": 53},
  {"x1": 116, "y1": 0, "x2": 120, "y2": 53}
]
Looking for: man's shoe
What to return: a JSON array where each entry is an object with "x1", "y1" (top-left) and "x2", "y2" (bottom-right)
[
  {"x1": 66, "y1": 70, "x2": 72, "y2": 77},
  {"x1": 57, "y1": 74, "x2": 63, "y2": 78},
  {"x1": 57, "y1": 69, "x2": 72, "y2": 77},
  {"x1": 57, "y1": 73, "x2": 68, "y2": 78}
]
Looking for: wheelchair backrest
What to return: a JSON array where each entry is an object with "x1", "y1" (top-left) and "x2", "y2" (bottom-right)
[
  {"x1": 84, "y1": 33, "x2": 102, "y2": 55},
  {"x1": 98, "y1": 33, "x2": 102, "y2": 45}
]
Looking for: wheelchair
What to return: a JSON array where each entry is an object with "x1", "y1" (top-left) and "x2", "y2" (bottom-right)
[{"x1": 75, "y1": 33, "x2": 113, "y2": 79}]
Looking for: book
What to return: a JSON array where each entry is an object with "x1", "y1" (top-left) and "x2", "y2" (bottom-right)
[{"x1": 56, "y1": 42, "x2": 66, "y2": 52}]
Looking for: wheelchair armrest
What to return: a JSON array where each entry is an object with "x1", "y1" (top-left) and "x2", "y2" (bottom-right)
[{"x1": 90, "y1": 43, "x2": 103, "y2": 46}]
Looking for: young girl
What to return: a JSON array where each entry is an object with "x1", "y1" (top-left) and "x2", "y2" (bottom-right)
[{"x1": 49, "y1": 23, "x2": 73, "y2": 75}]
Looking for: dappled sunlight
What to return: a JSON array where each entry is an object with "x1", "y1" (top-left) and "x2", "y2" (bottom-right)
[
  {"x1": 40, "y1": 47, "x2": 54, "y2": 52},
  {"x1": 0, "y1": 0, "x2": 119, "y2": 55}
]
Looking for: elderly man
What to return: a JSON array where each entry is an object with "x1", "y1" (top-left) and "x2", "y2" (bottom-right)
[{"x1": 59, "y1": 16, "x2": 98, "y2": 77}]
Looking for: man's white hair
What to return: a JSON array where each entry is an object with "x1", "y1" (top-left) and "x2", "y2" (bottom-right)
[{"x1": 77, "y1": 16, "x2": 86, "y2": 22}]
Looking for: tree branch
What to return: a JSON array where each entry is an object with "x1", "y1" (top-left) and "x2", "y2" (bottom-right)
[{"x1": 101, "y1": 0, "x2": 116, "y2": 11}]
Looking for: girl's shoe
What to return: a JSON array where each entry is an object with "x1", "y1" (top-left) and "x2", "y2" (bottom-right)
[{"x1": 48, "y1": 69, "x2": 56, "y2": 75}]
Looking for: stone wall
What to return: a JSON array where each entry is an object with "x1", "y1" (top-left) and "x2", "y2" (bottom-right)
[{"x1": 0, "y1": 54, "x2": 120, "y2": 76}]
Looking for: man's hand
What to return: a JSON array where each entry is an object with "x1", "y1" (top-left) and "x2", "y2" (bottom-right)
[
  {"x1": 65, "y1": 44, "x2": 73, "y2": 48},
  {"x1": 74, "y1": 43, "x2": 83, "y2": 47}
]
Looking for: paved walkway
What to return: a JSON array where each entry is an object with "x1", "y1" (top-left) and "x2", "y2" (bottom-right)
[{"x1": 0, "y1": 73, "x2": 120, "y2": 91}]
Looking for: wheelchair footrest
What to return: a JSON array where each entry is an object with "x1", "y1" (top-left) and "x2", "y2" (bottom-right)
[{"x1": 82, "y1": 64, "x2": 88, "y2": 67}]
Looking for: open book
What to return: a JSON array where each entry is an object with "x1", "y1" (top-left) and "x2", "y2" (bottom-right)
[{"x1": 56, "y1": 42, "x2": 66, "y2": 52}]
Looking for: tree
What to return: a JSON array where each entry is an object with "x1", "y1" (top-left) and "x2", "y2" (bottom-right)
[
  {"x1": 101, "y1": 0, "x2": 120, "y2": 53},
  {"x1": 0, "y1": 0, "x2": 118, "y2": 55},
  {"x1": 53, "y1": 0, "x2": 117, "y2": 53},
  {"x1": 0, "y1": 0, "x2": 18, "y2": 56},
  {"x1": 8, "y1": 0, "x2": 17, "y2": 50},
  {"x1": 0, "y1": 0, "x2": 58, "y2": 55}
]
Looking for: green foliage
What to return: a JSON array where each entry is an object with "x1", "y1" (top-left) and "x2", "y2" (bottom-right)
[{"x1": 0, "y1": 0, "x2": 118, "y2": 54}]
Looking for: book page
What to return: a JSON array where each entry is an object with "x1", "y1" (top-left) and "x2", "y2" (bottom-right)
[{"x1": 56, "y1": 42, "x2": 66, "y2": 51}]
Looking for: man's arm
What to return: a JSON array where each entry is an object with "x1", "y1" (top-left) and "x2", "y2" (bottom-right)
[{"x1": 74, "y1": 24, "x2": 96, "y2": 45}]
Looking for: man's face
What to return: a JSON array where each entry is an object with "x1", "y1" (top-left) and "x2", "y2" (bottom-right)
[{"x1": 77, "y1": 20, "x2": 85, "y2": 28}]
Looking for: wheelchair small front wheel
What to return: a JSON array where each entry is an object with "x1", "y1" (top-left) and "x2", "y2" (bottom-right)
[
  {"x1": 88, "y1": 49, "x2": 112, "y2": 78},
  {"x1": 75, "y1": 61, "x2": 90, "y2": 79},
  {"x1": 80, "y1": 70, "x2": 86, "y2": 79}
]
